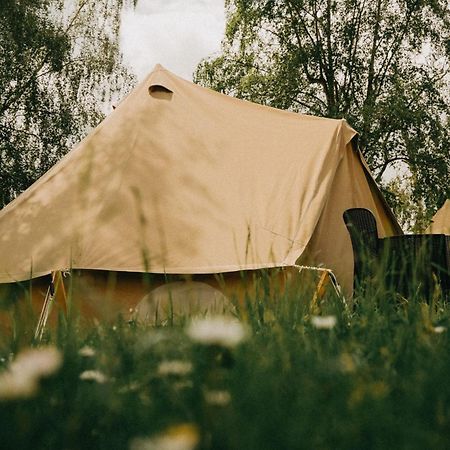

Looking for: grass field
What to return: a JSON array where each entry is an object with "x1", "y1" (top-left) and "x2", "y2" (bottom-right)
[{"x1": 1, "y1": 274, "x2": 450, "y2": 450}]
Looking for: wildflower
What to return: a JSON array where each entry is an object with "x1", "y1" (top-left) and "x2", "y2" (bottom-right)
[
  {"x1": 0, "y1": 346, "x2": 62, "y2": 400},
  {"x1": 10, "y1": 347, "x2": 62, "y2": 379},
  {"x1": 157, "y1": 360, "x2": 192, "y2": 377},
  {"x1": 311, "y1": 315, "x2": 337, "y2": 330},
  {"x1": 0, "y1": 371, "x2": 38, "y2": 400},
  {"x1": 79, "y1": 370, "x2": 108, "y2": 384},
  {"x1": 204, "y1": 389, "x2": 231, "y2": 406},
  {"x1": 130, "y1": 424, "x2": 199, "y2": 450},
  {"x1": 433, "y1": 326, "x2": 446, "y2": 334},
  {"x1": 78, "y1": 346, "x2": 96, "y2": 357},
  {"x1": 186, "y1": 316, "x2": 248, "y2": 348}
]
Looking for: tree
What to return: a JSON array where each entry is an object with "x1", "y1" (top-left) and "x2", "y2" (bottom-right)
[
  {"x1": 194, "y1": 0, "x2": 450, "y2": 229},
  {"x1": 0, "y1": 0, "x2": 136, "y2": 207}
]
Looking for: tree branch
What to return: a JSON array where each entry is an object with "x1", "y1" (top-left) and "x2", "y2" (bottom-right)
[{"x1": 365, "y1": 0, "x2": 383, "y2": 109}]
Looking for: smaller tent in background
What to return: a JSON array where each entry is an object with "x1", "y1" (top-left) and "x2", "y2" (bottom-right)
[{"x1": 426, "y1": 200, "x2": 450, "y2": 235}]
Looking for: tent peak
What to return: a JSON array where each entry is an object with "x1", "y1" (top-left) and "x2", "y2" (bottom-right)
[
  {"x1": 151, "y1": 63, "x2": 167, "y2": 73},
  {"x1": 147, "y1": 64, "x2": 175, "y2": 94}
]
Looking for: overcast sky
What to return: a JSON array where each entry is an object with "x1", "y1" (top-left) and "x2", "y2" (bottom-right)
[{"x1": 120, "y1": 0, "x2": 226, "y2": 81}]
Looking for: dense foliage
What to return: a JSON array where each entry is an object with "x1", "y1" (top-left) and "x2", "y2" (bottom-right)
[
  {"x1": 0, "y1": 0, "x2": 135, "y2": 207},
  {"x1": 1, "y1": 277, "x2": 450, "y2": 449},
  {"x1": 195, "y1": 0, "x2": 450, "y2": 229}
]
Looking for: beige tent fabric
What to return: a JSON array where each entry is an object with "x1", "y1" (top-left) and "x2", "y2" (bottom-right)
[
  {"x1": 426, "y1": 200, "x2": 450, "y2": 235},
  {"x1": 0, "y1": 64, "x2": 400, "y2": 295},
  {"x1": 297, "y1": 143, "x2": 401, "y2": 292}
]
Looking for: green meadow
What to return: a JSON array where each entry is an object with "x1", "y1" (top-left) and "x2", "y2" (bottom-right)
[{"x1": 1, "y1": 275, "x2": 450, "y2": 450}]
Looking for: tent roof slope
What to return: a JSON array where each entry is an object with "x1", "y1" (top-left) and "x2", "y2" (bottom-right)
[{"x1": 0, "y1": 64, "x2": 391, "y2": 284}]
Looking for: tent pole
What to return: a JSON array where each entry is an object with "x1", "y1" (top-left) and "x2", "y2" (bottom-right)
[
  {"x1": 293, "y1": 265, "x2": 347, "y2": 309},
  {"x1": 34, "y1": 271, "x2": 68, "y2": 342}
]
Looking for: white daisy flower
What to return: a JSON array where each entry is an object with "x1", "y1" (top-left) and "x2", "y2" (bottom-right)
[
  {"x1": 0, "y1": 346, "x2": 62, "y2": 400},
  {"x1": 157, "y1": 360, "x2": 192, "y2": 377},
  {"x1": 433, "y1": 326, "x2": 446, "y2": 334},
  {"x1": 311, "y1": 315, "x2": 337, "y2": 330},
  {"x1": 186, "y1": 316, "x2": 248, "y2": 348},
  {"x1": 78, "y1": 346, "x2": 96, "y2": 357},
  {"x1": 79, "y1": 370, "x2": 108, "y2": 384},
  {"x1": 204, "y1": 389, "x2": 231, "y2": 406},
  {"x1": 0, "y1": 371, "x2": 38, "y2": 400},
  {"x1": 9, "y1": 347, "x2": 62, "y2": 379}
]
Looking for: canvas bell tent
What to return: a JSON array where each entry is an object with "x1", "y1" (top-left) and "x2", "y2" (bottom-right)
[
  {"x1": 426, "y1": 200, "x2": 450, "y2": 235},
  {"x1": 0, "y1": 64, "x2": 401, "y2": 320}
]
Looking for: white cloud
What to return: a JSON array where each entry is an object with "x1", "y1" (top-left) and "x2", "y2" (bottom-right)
[{"x1": 120, "y1": 0, "x2": 225, "y2": 81}]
